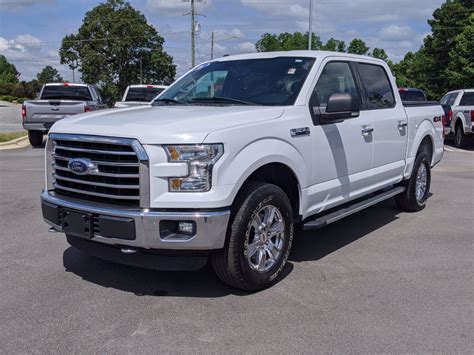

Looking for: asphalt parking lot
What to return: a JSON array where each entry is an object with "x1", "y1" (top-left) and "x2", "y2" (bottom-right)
[{"x1": 0, "y1": 143, "x2": 472, "y2": 353}]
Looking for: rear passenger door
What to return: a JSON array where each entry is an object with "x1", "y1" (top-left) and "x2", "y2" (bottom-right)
[{"x1": 355, "y1": 62, "x2": 408, "y2": 187}]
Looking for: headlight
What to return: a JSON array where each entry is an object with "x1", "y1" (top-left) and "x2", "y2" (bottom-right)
[{"x1": 164, "y1": 144, "x2": 224, "y2": 192}]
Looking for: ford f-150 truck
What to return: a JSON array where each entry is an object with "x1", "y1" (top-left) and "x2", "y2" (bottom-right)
[
  {"x1": 440, "y1": 89, "x2": 474, "y2": 148},
  {"x1": 22, "y1": 83, "x2": 106, "y2": 147},
  {"x1": 114, "y1": 84, "x2": 168, "y2": 108},
  {"x1": 41, "y1": 51, "x2": 444, "y2": 291}
]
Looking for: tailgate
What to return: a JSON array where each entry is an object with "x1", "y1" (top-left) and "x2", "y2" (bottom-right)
[{"x1": 26, "y1": 100, "x2": 86, "y2": 122}]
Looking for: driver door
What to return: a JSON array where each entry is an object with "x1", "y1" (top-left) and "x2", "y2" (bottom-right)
[{"x1": 306, "y1": 60, "x2": 374, "y2": 215}]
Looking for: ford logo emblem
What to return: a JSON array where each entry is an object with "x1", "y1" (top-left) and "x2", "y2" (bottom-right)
[{"x1": 68, "y1": 158, "x2": 95, "y2": 175}]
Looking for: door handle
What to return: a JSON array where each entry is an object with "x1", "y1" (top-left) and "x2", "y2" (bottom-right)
[
  {"x1": 398, "y1": 121, "x2": 408, "y2": 128},
  {"x1": 361, "y1": 126, "x2": 374, "y2": 135}
]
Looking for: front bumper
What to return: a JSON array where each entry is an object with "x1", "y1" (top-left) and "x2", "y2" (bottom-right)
[{"x1": 41, "y1": 190, "x2": 230, "y2": 251}]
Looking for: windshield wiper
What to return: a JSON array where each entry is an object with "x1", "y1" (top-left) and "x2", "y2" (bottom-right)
[
  {"x1": 152, "y1": 98, "x2": 186, "y2": 106},
  {"x1": 191, "y1": 97, "x2": 255, "y2": 105}
]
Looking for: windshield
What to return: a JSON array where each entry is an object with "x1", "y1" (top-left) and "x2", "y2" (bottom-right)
[
  {"x1": 156, "y1": 57, "x2": 315, "y2": 106},
  {"x1": 125, "y1": 87, "x2": 165, "y2": 102},
  {"x1": 399, "y1": 90, "x2": 426, "y2": 102},
  {"x1": 41, "y1": 85, "x2": 93, "y2": 101}
]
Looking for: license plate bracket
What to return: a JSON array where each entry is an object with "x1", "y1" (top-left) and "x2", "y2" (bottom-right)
[{"x1": 61, "y1": 209, "x2": 93, "y2": 239}]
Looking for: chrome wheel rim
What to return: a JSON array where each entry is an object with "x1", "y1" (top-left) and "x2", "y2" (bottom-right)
[
  {"x1": 246, "y1": 205, "x2": 285, "y2": 272},
  {"x1": 415, "y1": 163, "x2": 428, "y2": 202}
]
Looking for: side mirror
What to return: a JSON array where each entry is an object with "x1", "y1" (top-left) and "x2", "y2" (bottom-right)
[{"x1": 311, "y1": 93, "x2": 360, "y2": 124}]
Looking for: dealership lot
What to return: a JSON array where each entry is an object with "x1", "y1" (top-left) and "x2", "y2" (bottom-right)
[{"x1": 0, "y1": 144, "x2": 472, "y2": 353}]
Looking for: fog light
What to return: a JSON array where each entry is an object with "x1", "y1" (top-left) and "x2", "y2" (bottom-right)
[{"x1": 178, "y1": 221, "x2": 196, "y2": 235}]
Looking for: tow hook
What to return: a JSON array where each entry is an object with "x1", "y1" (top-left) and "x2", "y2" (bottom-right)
[{"x1": 120, "y1": 248, "x2": 138, "y2": 254}]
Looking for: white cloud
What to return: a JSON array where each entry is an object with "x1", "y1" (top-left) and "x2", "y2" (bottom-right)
[
  {"x1": 380, "y1": 25, "x2": 416, "y2": 41},
  {"x1": 146, "y1": 0, "x2": 212, "y2": 15},
  {"x1": 235, "y1": 41, "x2": 256, "y2": 53},
  {"x1": 0, "y1": 34, "x2": 71, "y2": 81}
]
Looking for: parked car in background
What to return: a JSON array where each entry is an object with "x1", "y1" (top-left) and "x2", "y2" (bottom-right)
[
  {"x1": 114, "y1": 84, "x2": 168, "y2": 108},
  {"x1": 41, "y1": 51, "x2": 444, "y2": 291},
  {"x1": 398, "y1": 87, "x2": 427, "y2": 102},
  {"x1": 22, "y1": 83, "x2": 106, "y2": 147},
  {"x1": 440, "y1": 89, "x2": 474, "y2": 148}
]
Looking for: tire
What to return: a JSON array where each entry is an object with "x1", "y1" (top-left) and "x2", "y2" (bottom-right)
[
  {"x1": 454, "y1": 123, "x2": 468, "y2": 149},
  {"x1": 211, "y1": 182, "x2": 294, "y2": 291},
  {"x1": 395, "y1": 152, "x2": 431, "y2": 212},
  {"x1": 28, "y1": 130, "x2": 43, "y2": 147}
]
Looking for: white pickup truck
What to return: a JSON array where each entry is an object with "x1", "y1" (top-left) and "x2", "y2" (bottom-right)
[{"x1": 41, "y1": 51, "x2": 444, "y2": 291}]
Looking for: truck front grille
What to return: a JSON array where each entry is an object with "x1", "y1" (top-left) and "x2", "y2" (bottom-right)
[{"x1": 47, "y1": 134, "x2": 149, "y2": 207}]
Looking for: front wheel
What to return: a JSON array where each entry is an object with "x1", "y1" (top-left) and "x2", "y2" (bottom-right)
[
  {"x1": 395, "y1": 152, "x2": 431, "y2": 212},
  {"x1": 211, "y1": 182, "x2": 294, "y2": 291},
  {"x1": 28, "y1": 130, "x2": 43, "y2": 147}
]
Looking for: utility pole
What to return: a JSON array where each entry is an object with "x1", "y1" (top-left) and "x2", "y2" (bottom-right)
[
  {"x1": 308, "y1": 0, "x2": 313, "y2": 50},
  {"x1": 191, "y1": 0, "x2": 196, "y2": 67},
  {"x1": 211, "y1": 31, "x2": 215, "y2": 60},
  {"x1": 183, "y1": 0, "x2": 203, "y2": 68}
]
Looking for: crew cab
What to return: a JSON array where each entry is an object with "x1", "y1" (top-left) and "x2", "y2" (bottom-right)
[
  {"x1": 41, "y1": 51, "x2": 444, "y2": 291},
  {"x1": 22, "y1": 83, "x2": 106, "y2": 147},
  {"x1": 440, "y1": 89, "x2": 474, "y2": 148},
  {"x1": 114, "y1": 84, "x2": 168, "y2": 108}
]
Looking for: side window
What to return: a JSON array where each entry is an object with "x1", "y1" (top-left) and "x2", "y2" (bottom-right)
[
  {"x1": 459, "y1": 92, "x2": 474, "y2": 106},
  {"x1": 440, "y1": 94, "x2": 450, "y2": 105},
  {"x1": 313, "y1": 62, "x2": 359, "y2": 107},
  {"x1": 447, "y1": 93, "x2": 457, "y2": 106},
  {"x1": 357, "y1": 63, "x2": 395, "y2": 109}
]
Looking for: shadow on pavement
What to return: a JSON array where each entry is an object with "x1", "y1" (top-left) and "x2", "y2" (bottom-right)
[
  {"x1": 63, "y1": 199, "x2": 401, "y2": 297},
  {"x1": 290, "y1": 199, "x2": 400, "y2": 262}
]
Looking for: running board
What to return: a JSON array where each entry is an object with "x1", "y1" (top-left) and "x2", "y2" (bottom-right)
[{"x1": 303, "y1": 187, "x2": 405, "y2": 230}]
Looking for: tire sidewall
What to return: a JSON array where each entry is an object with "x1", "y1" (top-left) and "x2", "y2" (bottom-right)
[
  {"x1": 232, "y1": 186, "x2": 294, "y2": 289},
  {"x1": 410, "y1": 153, "x2": 431, "y2": 208}
]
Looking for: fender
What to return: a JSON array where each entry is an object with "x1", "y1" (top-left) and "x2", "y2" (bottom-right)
[
  {"x1": 211, "y1": 138, "x2": 309, "y2": 211},
  {"x1": 454, "y1": 113, "x2": 468, "y2": 134},
  {"x1": 404, "y1": 119, "x2": 436, "y2": 179}
]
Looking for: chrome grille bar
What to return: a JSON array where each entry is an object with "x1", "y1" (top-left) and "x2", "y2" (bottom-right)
[{"x1": 47, "y1": 133, "x2": 150, "y2": 207}]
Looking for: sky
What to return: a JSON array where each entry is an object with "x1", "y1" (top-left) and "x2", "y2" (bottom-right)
[{"x1": 0, "y1": 0, "x2": 446, "y2": 82}]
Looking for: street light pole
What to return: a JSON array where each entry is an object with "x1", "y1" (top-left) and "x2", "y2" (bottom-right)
[{"x1": 308, "y1": 0, "x2": 313, "y2": 50}]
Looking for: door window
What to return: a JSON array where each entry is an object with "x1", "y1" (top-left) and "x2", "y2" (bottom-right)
[
  {"x1": 312, "y1": 62, "x2": 359, "y2": 107},
  {"x1": 459, "y1": 92, "x2": 474, "y2": 106},
  {"x1": 357, "y1": 63, "x2": 395, "y2": 109}
]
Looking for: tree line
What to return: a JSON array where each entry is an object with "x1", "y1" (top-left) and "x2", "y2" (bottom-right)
[{"x1": 0, "y1": 0, "x2": 472, "y2": 104}]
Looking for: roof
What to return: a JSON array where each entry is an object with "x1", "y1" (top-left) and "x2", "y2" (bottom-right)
[
  {"x1": 128, "y1": 84, "x2": 168, "y2": 89},
  {"x1": 211, "y1": 50, "x2": 386, "y2": 65},
  {"x1": 44, "y1": 82, "x2": 88, "y2": 87}
]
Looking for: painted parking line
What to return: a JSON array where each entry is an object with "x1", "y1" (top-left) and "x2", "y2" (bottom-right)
[{"x1": 444, "y1": 147, "x2": 455, "y2": 152}]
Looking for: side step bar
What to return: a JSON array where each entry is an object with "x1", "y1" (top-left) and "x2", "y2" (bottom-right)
[{"x1": 303, "y1": 187, "x2": 405, "y2": 230}]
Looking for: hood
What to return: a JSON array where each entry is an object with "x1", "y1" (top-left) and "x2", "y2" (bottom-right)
[{"x1": 50, "y1": 105, "x2": 285, "y2": 144}]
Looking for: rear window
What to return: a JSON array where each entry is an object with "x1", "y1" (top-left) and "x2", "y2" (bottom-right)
[
  {"x1": 357, "y1": 63, "x2": 395, "y2": 109},
  {"x1": 460, "y1": 92, "x2": 474, "y2": 106},
  {"x1": 125, "y1": 87, "x2": 165, "y2": 102},
  {"x1": 41, "y1": 85, "x2": 93, "y2": 101},
  {"x1": 399, "y1": 90, "x2": 426, "y2": 102}
]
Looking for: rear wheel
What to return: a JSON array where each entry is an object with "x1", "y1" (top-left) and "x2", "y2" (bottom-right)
[
  {"x1": 211, "y1": 182, "x2": 294, "y2": 291},
  {"x1": 395, "y1": 152, "x2": 431, "y2": 212},
  {"x1": 28, "y1": 130, "x2": 43, "y2": 147},
  {"x1": 454, "y1": 123, "x2": 468, "y2": 148}
]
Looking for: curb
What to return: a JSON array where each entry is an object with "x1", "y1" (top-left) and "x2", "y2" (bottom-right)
[{"x1": 0, "y1": 135, "x2": 30, "y2": 150}]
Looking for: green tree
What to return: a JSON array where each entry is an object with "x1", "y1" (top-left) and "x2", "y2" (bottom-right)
[
  {"x1": 348, "y1": 39, "x2": 369, "y2": 55},
  {"x1": 0, "y1": 55, "x2": 19, "y2": 84},
  {"x1": 371, "y1": 48, "x2": 388, "y2": 61},
  {"x1": 256, "y1": 32, "x2": 323, "y2": 52},
  {"x1": 446, "y1": 13, "x2": 474, "y2": 89},
  {"x1": 322, "y1": 38, "x2": 346, "y2": 52},
  {"x1": 418, "y1": 0, "x2": 473, "y2": 98},
  {"x1": 59, "y1": 0, "x2": 175, "y2": 105},
  {"x1": 37, "y1": 65, "x2": 63, "y2": 83}
]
